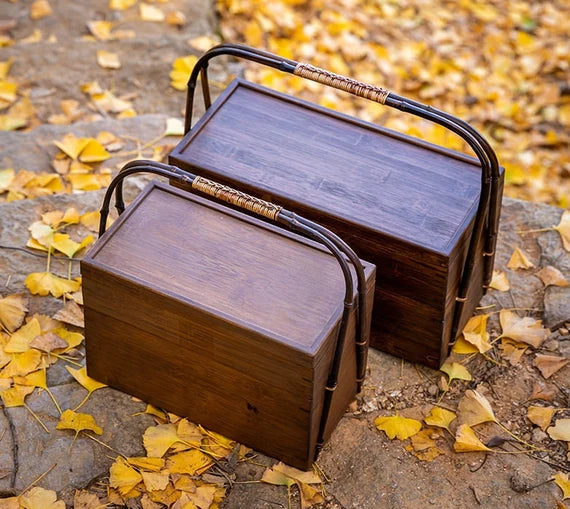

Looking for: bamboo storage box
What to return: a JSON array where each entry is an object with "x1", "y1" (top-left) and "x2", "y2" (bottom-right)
[
  {"x1": 169, "y1": 44, "x2": 504, "y2": 368},
  {"x1": 83, "y1": 179, "x2": 375, "y2": 469}
]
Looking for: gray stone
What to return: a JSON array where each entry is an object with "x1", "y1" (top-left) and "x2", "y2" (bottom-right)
[
  {"x1": 544, "y1": 287, "x2": 570, "y2": 328},
  {"x1": 560, "y1": 340, "x2": 570, "y2": 359}
]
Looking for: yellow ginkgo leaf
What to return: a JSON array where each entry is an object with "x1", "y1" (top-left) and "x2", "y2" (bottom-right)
[
  {"x1": 553, "y1": 472, "x2": 570, "y2": 500},
  {"x1": 527, "y1": 406, "x2": 555, "y2": 431},
  {"x1": 0, "y1": 168, "x2": 15, "y2": 192},
  {"x1": 68, "y1": 173, "x2": 112, "y2": 191},
  {"x1": 0, "y1": 293, "x2": 28, "y2": 332},
  {"x1": 451, "y1": 336, "x2": 478, "y2": 354},
  {"x1": 54, "y1": 133, "x2": 90, "y2": 160},
  {"x1": 457, "y1": 389, "x2": 497, "y2": 426},
  {"x1": 109, "y1": 0, "x2": 137, "y2": 10},
  {"x1": 174, "y1": 488, "x2": 217, "y2": 509},
  {"x1": 79, "y1": 211, "x2": 101, "y2": 232},
  {"x1": 554, "y1": 210, "x2": 570, "y2": 252},
  {"x1": 0, "y1": 385, "x2": 34, "y2": 407},
  {"x1": 536, "y1": 266, "x2": 569, "y2": 287},
  {"x1": 97, "y1": 50, "x2": 121, "y2": 69},
  {"x1": 440, "y1": 362, "x2": 472, "y2": 383},
  {"x1": 166, "y1": 449, "x2": 213, "y2": 475},
  {"x1": 53, "y1": 327, "x2": 84, "y2": 351},
  {"x1": 424, "y1": 406, "x2": 457, "y2": 432},
  {"x1": 73, "y1": 490, "x2": 102, "y2": 509},
  {"x1": 499, "y1": 309, "x2": 549, "y2": 348},
  {"x1": 29, "y1": 0, "x2": 53, "y2": 20},
  {"x1": 499, "y1": 338, "x2": 528, "y2": 365},
  {"x1": 453, "y1": 424, "x2": 492, "y2": 453},
  {"x1": 262, "y1": 463, "x2": 324, "y2": 508},
  {"x1": 86, "y1": 20, "x2": 114, "y2": 41},
  {"x1": 177, "y1": 418, "x2": 202, "y2": 446},
  {"x1": 126, "y1": 456, "x2": 165, "y2": 472},
  {"x1": 5, "y1": 317, "x2": 41, "y2": 353},
  {"x1": 489, "y1": 270, "x2": 510, "y2": 291},
  {"x1": 14, "y1": 368, "x2": 47, "y2": 389},
  {"x1": 547, "y1": 419, "x2": 570, "y2": 442},
  {"x1": 0, "y1": 496, "x2": 18, "y2": 509},
  {"x1": 462, "y1": 314, "x2": 492, "y2": 353},
  {"x1": 29, "y1": 221, "x2": 54, "y2": 245},
  {"x1": 0, "y1": 350, "x2": 42, "y2": 377},
  {"x1": 25, "y1": 272, "x2": 81, "y2": 298},
  {"x1": 66, "y1": 366, "x2": 107, "y2": 393},
  {"x1": 170, "y1": 55, "x2": 198, "y2": 91},
  {"x1": 143, "y1": 423, "x2": 182, "y2": 457},
  {"x1": 79, "y1": 139, "x2": 110, "y2": 163},
  {"x1": 374, "y1": 414, "x2": 422, "y2": 440},
  {"x1": 139, "y1": 3, "x2": 165, "y2": 21},
  {"x1": 20, "y1": 487, "x2": 65, "y2": 509},
  {"x1": 56, "y1": 409, "x2": 103, "y2": 437},
  {"x1": 507, "y1": 246, "x2": 535, "y2": 270},
  {"x1": 109, "y1": 456, "x2": 143, "y2": 496},
  {"x1": 141, "y1": 471, "x2": 170, "y2": 492}
]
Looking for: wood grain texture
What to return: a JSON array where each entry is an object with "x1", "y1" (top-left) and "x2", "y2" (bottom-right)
[
  {"x1": 82, "y1": 181, "x2": 375, "y2": 469},
  {"x1": 169, "y1": 80, "x2": 505, "y2": 367}
]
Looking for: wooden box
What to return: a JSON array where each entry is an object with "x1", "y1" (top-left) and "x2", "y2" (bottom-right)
[
  {"x1": 82, "y1": 180, "x2": 375, "y2": 469},
  {"x1": 170, "y1": 56, "x2": 504, "y2": 368}
]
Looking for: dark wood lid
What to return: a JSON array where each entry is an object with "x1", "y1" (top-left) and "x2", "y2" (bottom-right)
[
  {"x1": 86, "y1": 182, "x2": 366, "y2": 354},
  {"x1": 171, "y1": 79, "x2": 482, "y2": 255}
]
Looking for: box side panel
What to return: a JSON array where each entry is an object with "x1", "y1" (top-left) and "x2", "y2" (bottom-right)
[{"x1": 82, "y1": 263, "x2": 314, "y2": 468}]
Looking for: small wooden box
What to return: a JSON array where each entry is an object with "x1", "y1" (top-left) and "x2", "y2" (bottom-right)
[
  {"x1": 170, "y1": 78, "x2": 504, "y2": 368},
  {"x1": 82, "y1": 181, "x2": 375, "y2": 469}
]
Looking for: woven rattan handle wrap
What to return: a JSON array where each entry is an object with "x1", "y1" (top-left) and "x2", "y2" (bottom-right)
[
  {"x1": 294, "y1": 63, "x2": 390, "y2": 104},
  {"x1": 192, "y1": 176, "x2": 282, "y2": 221}
]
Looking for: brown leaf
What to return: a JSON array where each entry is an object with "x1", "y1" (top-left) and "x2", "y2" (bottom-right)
[
  {"x1": 499, "y1": 310, "x2": 549, "y2": 348},
  {"x1": 527, "y1": 406, "x2": 556, "y2": 431},
  {"x1": 29, "y1": 331, "x2": 68, "y2": 352},
  {"x1": 534, "y1": 354, "x2": 569, "y2": 379},
  {"x1": 529, "y1": 380, "x2": 557, "y2": 401},
  {"x1": 536, "y1": 266, "x2": 569, "y2": 287},
  {"x1": 53, "y1": 300, "x2": 84, "y2": 328},
  {"x1": 72, "y1": 490, "x2": 102, "y2": 509},
  {"x1": 0, "y1": 293, "x2": 28, "y2": 332}
]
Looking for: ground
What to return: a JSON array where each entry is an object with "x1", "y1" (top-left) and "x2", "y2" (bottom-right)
[{"x1": 0, "y1": 1, "x2": 569, "y2": 508}]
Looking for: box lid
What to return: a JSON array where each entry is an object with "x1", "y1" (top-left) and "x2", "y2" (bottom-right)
[
  {"x1": 170, "y1": 79, "x2": 483, "y2": 256},
  {"x1": 85, "y1": 182, "x2": 369, "y2": 354}
]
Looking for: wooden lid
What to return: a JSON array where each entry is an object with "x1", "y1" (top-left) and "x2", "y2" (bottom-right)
[
  {"x1": 86, "y1": 182, "x2": 365, "y2": 354},
  {"x1": 170, "y1": 79, "x2": 483, "y2": 255}
]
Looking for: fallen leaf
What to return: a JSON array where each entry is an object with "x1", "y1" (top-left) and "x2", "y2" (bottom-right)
[
  {"x1": 262, "y1": 462, "x2": 323, "y2": 509},
  {"x1": 166, "y1": 449, "x2": 213, "y2": 475},
  {"x1": 547, "y1": 419, "x2": 570, "y2": 441},
  {"x1": 54, "y1": 133, "x2": 90, "y2": 160},
  {"x1": 554, "y1": 210, "x2": 570, "y2": 251},
  {"x1": 0, "y1": 385, "x2": 34, "y2": 407},
  {"x1": 166, "y1": 11, "x2": 186, "y2": 26},
  {"x1": 144, "y1": 423, "x2": 182, "y2": 457},
  {"x1": 462, "y1": 314, "x2": 492, "y2": 353},
  {"x1": 20, "y1": 487, "x2": 64, "y2": 509},
  {"x1": 187, "y1": 35, "x2": 218, "y2": 52},
  {"x1": 499, "y1": 309, "x2": 549, "y2": 348},
  {"x1": 457, "y1": 389, "x2": 496, "y2": 426},
  {"x1": 527, "y1": 406, "x2": 555, "y2": 431},
  {"x1": 424, "y1": 406, "x2": 457, "y2": 432},
  {"x1": 141, "y1": 471, "x2": 170, "y2": 491},
  {"x1": 0, "y1": 350, "x2": 42, "y2": 377},
  {"x1": 177, "y1": 419, "x2": 202, "y2": 445},
  {"x1": 499, "y1": 338, "x2": 528, "y2": 365},
  {"x1": 489, "y1": 270, "x2": 510, "y2": 291},
  {"x1": 4, "y1": 317, "x2": 41, "y2": 353},
  {"x1": 25, "y1": 272, "x2": 80, "y2": 298},
  {"x1": 374, "y1": 414, "x2": 422, "y2": 440},
  {"x1": 453, "y1": 424, "x2": 492, "y2": 452},
  {"x1": 140, "y1": 3, "x2": 165, "y2": 21},
  {"x1": 440, "y1": 362, "x2": 472, "y2": 383},
  {"x1": 534, "y1": 354, "x2": 569, "y2": 379},
  {"x1": 529, "y1": 380, "x2": 558, "y2": 401},
  {"x1": 554, "y1": 472, "x2": 570, "y2": 500},
  {"x1": 56, "y1": 409, "x2": 103, "y2": 437},
  {"x1": 97, "y1": 50, "x2": 121, "y2": 70},
  {"x1": 68, "y1": 173, "x2": 112, "y2": 191},
  {"x1": 451, "y1": 336, "x2": 479, "y2": 354},
  {"x1": 164, "y1": 117, "x2": 185, "y2": 137},
  {"x1": 0, "y1": 293, "x2": 28, "y2": 332},
  {"x1": 79, "y1": 139, "x2": 110, "y2": 163},
  {"x1": 170, "y1": 55, "x2": 198, "y2": 91},
  {"x1": 73, "y1": 490, "x2": 102, "y2": 509},
  {"x1": 127, "y1": 457, "x2": 165, "y2": 472},
  {"x1": 53, "y1": 300, "x2": 84, "y2": 328},
  {"x1": 109, "y1": 456, "x2": 143, "y2": 496},
  {"x1": 109, "y1": 0, "x2": 137, "y2": 10},
  {"x1": 536, "y1": 266, "x2": 569, "y2": 287},
  {"x1": 66, "y1": 366, "x2": 107, "y2": 393},
  {"x1": 0, "y1": 496, "x2": 19, "y2": 509},
  {"x1": 30, "y1": 0, "x2": 52, "y2": 20},
  {"x1": 0, "y1": 168, "x2": 15, "y2": 192},
  {"x1": 507, "y1": 246, "x2": 535, "y2": 269}
]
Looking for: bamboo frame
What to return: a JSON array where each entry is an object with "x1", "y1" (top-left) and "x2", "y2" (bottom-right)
[
  {"x1": 100, "y1": 159, "x2": 368, "y2": 459},
  {"x1": 182, "y1": 43, "x2": 502, "y2": 340}
]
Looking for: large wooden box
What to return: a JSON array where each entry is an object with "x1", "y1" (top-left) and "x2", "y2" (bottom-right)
[
  {"x1": 170, "y1": 78, "x2": 504, "y2": 368},
  {"x1": 82, "y1": 181, "x2": 375, "y2": 469}
]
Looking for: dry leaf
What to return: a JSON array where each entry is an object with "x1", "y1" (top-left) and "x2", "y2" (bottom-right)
[
  {"x1": 457, "y1": 389, "x2": 497, "y2": 426},
  {"x1": 166, "y1": 11, "x2": 186, "y2": 26},
  {"x1": 73, "y1": 490, "x2": 102, "y2": 509},
  {"x1": 529, "y1": 380, "x2": 558, "y2": 401},
  {"x1": 507, "y1": 246, "x2": 535, "y2": 269},
  {"x1": 451, "y1": 336, "x2": 478, "y2": 354},
  {"x1": 166, "y1": 449, "x2": 213, "y2": 475},
  {"x1": 453, "y1": 424, "x2": 492, "y2": 453},
  {"x1": 97, "y1": 50, "x2": 121, "y2": 70},
  {"x1": 262, "y1": 462, "x2": 323, "y2": 509},
  {"x1": 462, "y1": 314, "x2": 492, "y2": 353},
  {"x1": 440, "y1": 362, "x2": 472, "y2": 383},
  {"x1": 374, "y1": 414, "x2": 422, "y2": 440},
  {"x1": 30, "y1": 0, "x2": 52, "y2": 20},
  {"x1": 536, "y1": 266, "x2": 569, "y2": 287},
  {"x1": 0, "y1": 294, "x2": 28, "y2": 333},
  {"x1": 554, "y1": 472, "x2": 570, "y2": 500},
  {"x1": 54, "y1": 133, "x2": 90, "y2": 160},
  {"x1": 56, "y1": 409, "x2": 103, "y2": 436},
  {"x1": 109, "y1": 0, "x2": 137, "y2": 10},
  {"x1": 188, "y1": 35, "x2": 218, "y2": 52},
  {"x1": 140, "y1": 3, "x2": 165, "y2": 21},
  {"x1": 20, "y1": 487, "x2": 64, "y2": 509},
  {"x1": 25, "y1": 272, "x2": 80, "y2": 298},
  {"x1": 143, "y1": 423, "x2": 182, "y2": 457},
  {"x1": 109, "y1": 456, "x2": 143, "y2": 496},
  {"x1": 0, "y1": 497, "x2": 19, "y2": 509},
  {"x1": 127, "y1": 457, "x2": 165, "y2": 472},
  {"x1": 170, "y1": 55, "x2": 198, "y2": 91},
  {"x1": 547, "y1": 419, "x2": 570, "y2": 441},
  {"x1": 4, "y1": 317, "x2": 41, "y2": 353},
  {"x1": 499, "y1": 309, "x2": 549, "y2": 348},
  {"x1": 534, "y1": 354, "x2": 569, "y2": 379},
  {"x1": 554, "y1": 210, "x2": 570, "y2": 251},
  {"x1": 499, "y1": 338, "x2": 528, "y2": 365},
  {"x1": 53, "y1": 300, "x2": 84, "y2": 328},
  {"x1": 489, "y1": 270, "x2": 510, "y2": 291},
  {"x1": 424, "y1": 406, "x2": 457, "y2": 432},
  {"x1": 141, "y1": 471, "x2": 170, "y2": 492},
  {"x1": 527, "y1": 406, "x2": 555, "y2": 431}
]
